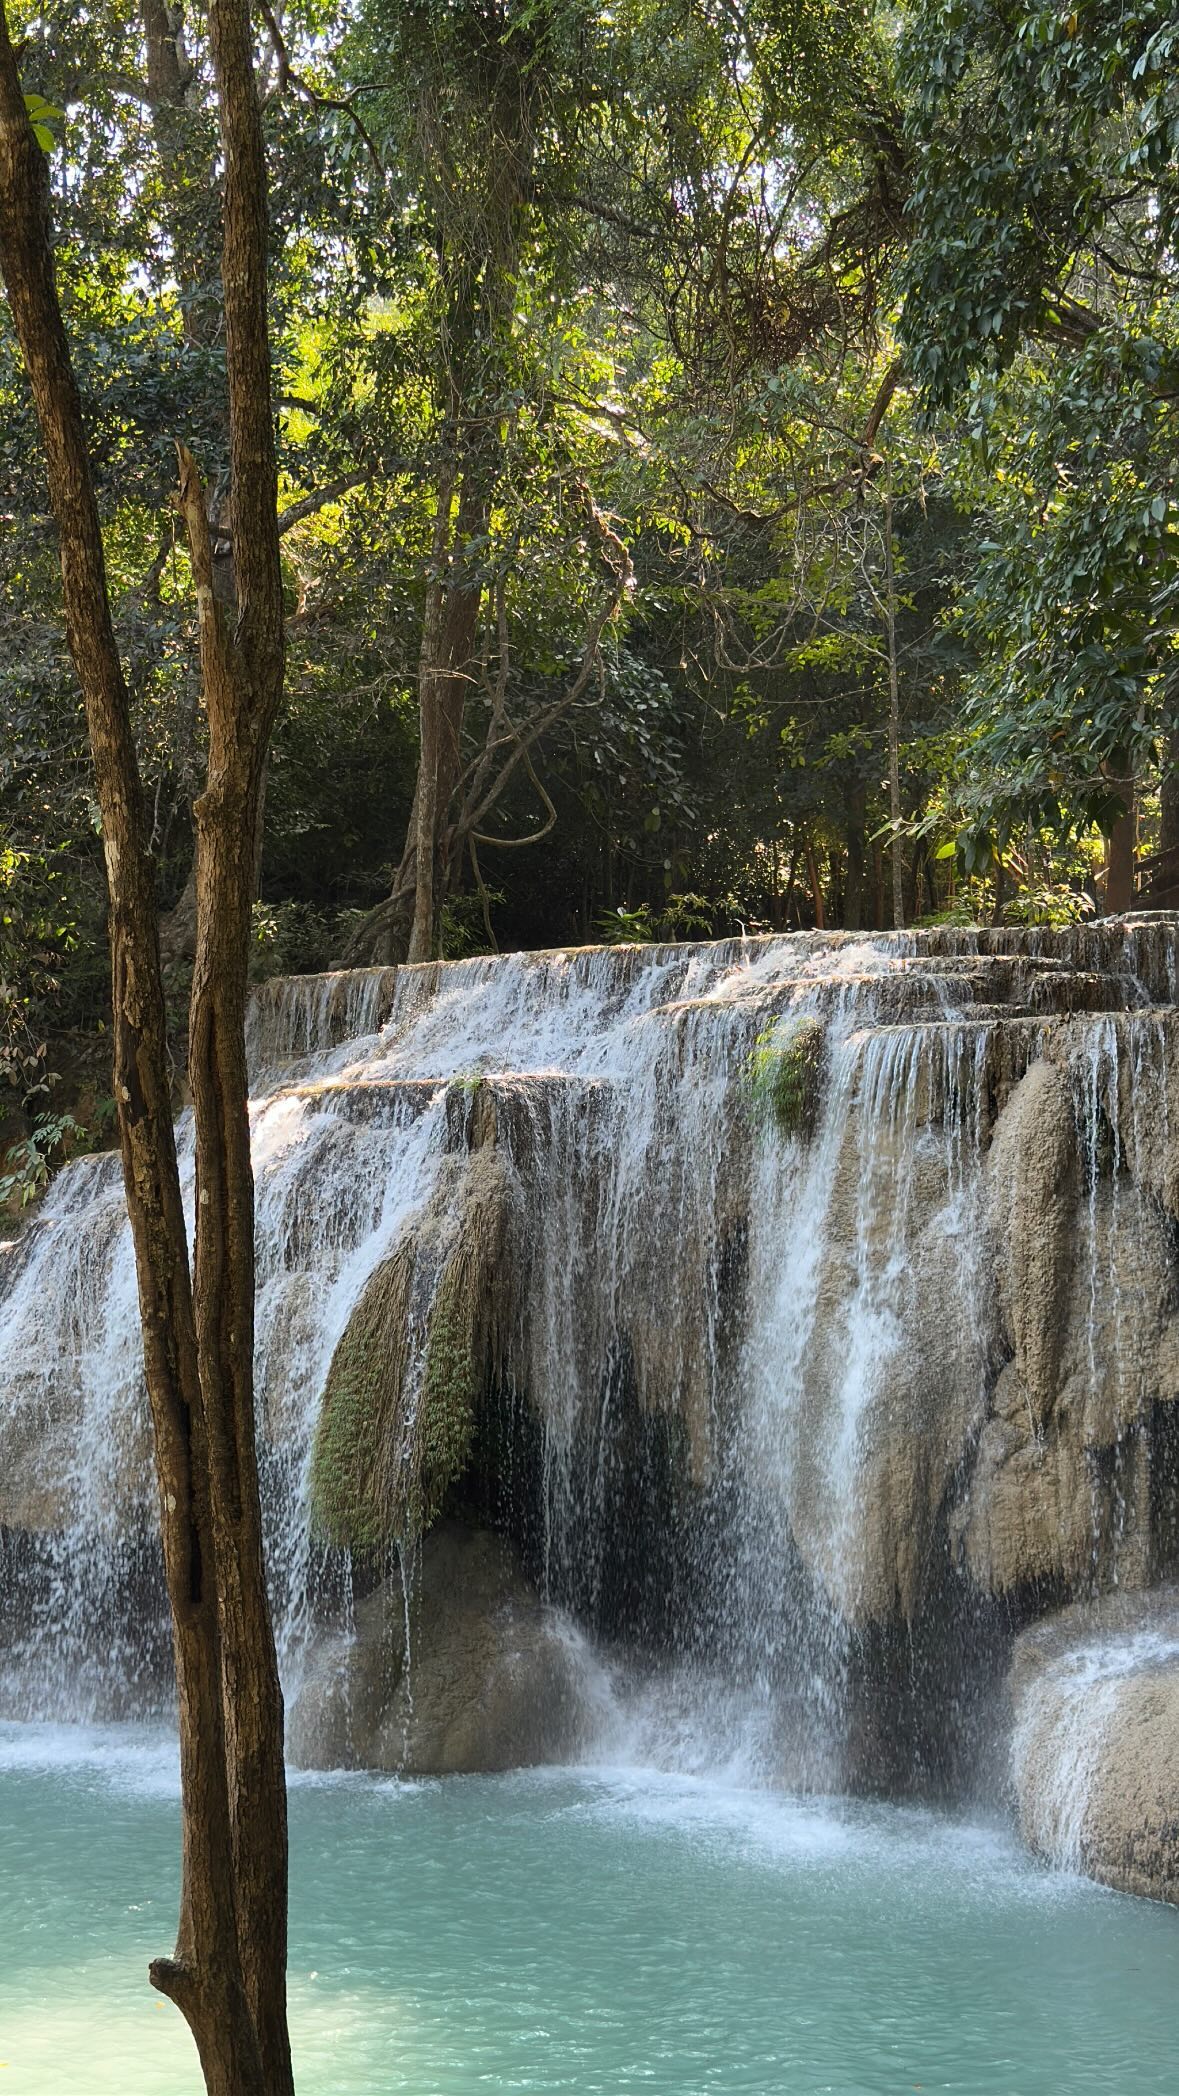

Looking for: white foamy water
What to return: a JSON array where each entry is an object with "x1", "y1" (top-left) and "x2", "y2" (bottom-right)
[{"x1": 1011, "y1": 1628, "x2": 1179, "y2": 1871}]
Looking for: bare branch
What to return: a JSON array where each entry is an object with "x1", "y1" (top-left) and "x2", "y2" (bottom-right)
[
  {"x1": 277, "y1": 470, "x2": 369, "y2": 536},
  {"x1": 258, "y1": 0, "x2": 384, "y2": 173},
  {"x1": 455, "y1": 487, "x2": 634, "y2": 848}
]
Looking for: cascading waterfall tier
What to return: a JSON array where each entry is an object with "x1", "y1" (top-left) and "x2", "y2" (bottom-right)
[{"x1": 3, "y1": 921, "x2": 1179, "y2": 1829}]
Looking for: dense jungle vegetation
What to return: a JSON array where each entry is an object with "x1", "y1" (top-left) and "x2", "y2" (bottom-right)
[{"x1": 2, "y1": 0, "x2": 1177, "y2": 1187}]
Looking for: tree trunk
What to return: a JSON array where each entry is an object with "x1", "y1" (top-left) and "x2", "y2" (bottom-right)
[
  {"x1": 0, "y1": 12, "x2": 292, "y2": 2092},
  {"x1": 844, "y1": 784, "x2": 866, "y2": 931},
  {"x1": 1103, "y1": 782, "x2": 1137, "y2": 915},
  {"x1": 408, "y1": 468, "x2": 485, "y2": 961},
  {"x1": 883, "y1": 485, "x2": 904, "y2": 931},
  {"x1": 1160, "y1": 733, "x2": 1179, "y2": 857},
  {"x1": 0, "y1": 21, "x2": 264, "y2": 2096},
  {"x1": 179, "y1": 0, "x2": 292, "y2": 2075},
  {"x1": 805, "y1": 836, "x2": 826, "y2": 930},
  {"x1": 991, "y1": 854, "x2": 1007, "y2": 927},
  {"x1": 780, "y1": 838, "x2": 801, "y2": 930},
  {"x1": 905, "y1": 836, "x2": 924, "y2": 926}
]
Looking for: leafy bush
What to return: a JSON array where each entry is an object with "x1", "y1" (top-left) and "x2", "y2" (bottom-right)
[
  {"x1": 0, "y1": 1110, "x2": 85, "y2": 1208},
  {"x1": 597, "y1": 893, "x2": 716, "y2": 946}
]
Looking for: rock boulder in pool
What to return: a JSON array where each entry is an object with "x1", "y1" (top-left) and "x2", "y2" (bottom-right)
[
  {"x1": 289, "y1": 1521, "x2": 595, "y2": 1774},
  {"x1": 1009, "y1": 1590, "x2": 1179, "y2": 1904}
]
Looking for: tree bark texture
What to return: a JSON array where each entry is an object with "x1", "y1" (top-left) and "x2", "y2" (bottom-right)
[
  {"x1": 1104, "y1": 782, "x2": 1137, "y2": 915},
  {"x1": 0, "y1": 11, "x2": 292, "y2": 2091},
  {"x1": 407, "y1": 467, "x2": 486, "y2": 960},
  {"x1": 182, "y1": 0, "x2": 292, "y2": 2081},
  {"x1": 882, "y1": 486, "x2": 904, "y2": 931}
]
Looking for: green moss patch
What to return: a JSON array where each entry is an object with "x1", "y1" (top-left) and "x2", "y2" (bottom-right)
[
  {"x1": 749, "y1": 1013, "x2": 826, "y2": 1140},
  {"x1": 310, "y1": 1170, "x2": 507, "y2": 1553}
]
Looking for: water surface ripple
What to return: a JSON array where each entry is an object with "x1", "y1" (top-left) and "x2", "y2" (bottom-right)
[{"x1": 1, "y1": 1725, "x2": 1175, "y2": 2095}]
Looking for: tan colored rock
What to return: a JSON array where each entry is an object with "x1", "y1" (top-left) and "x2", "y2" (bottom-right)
[
  {"x1": 986, "y1": 1057, "x2": 1077, "y2": 1425},
  {"x1": 1009, "y1": 1591, "x2": 1179, "y2": 1903},
  {"x1": 952, "y1": 1364, "x2": 1094, "y2": 1594},
  {"x1": 955, "y1": 1176, "x2": 1178, "y2": 1598},
  {"x1": 288, "y1": 1521, "x2": 594, "y2": 1774}
]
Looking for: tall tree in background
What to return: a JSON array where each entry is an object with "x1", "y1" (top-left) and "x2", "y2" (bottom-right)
[
  {"x1": 338, "y1": 0, "x2": 609, "y2": 962},
  {"x1": 898, "y1": 0, "x2": 1179, "y2": 903},
  {"x1": 0, "y1": 3, "x2": 293, "y2": 2091}
]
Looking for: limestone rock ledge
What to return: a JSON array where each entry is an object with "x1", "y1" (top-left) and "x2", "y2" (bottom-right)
[
  {"x1": 1009, "y1": 1590, "x2": 1179, "y2": 1904},
  {"x1": 288, "y1": 1521, "x2": 598, "y2": 1775}
]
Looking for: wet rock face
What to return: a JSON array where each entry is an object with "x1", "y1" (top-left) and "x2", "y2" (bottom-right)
[
  {"x1": 1009, "y1": 1591, "x2": 1179, "y2": 1904},
  {"x1": 949, "y1": 1041, "x2": 1179, "y2": 1605},
  {"x1": 288, "y1": 1523, "x2": 595, "y2": 1775}
]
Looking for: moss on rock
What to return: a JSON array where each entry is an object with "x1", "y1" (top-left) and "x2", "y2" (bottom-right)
[
  {"x1": 310, "y1": 1158, "x2": 509, "y2": 1552},
  {"x1": 749, "y1": 1013, "x2": 826, "y2": 1139},
  {"x1": 310, "y1": 1241, "x2": 417, "y2": 1552}
]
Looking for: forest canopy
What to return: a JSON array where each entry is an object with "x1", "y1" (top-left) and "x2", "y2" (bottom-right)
[{"x1": 1, "y1": 0, "x2": 1177, "y2": 1179}]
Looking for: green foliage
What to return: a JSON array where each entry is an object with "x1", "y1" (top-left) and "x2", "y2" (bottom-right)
[
  {"x1": 596, "y1": 893, "x2": 716, "y2": 945},
  {"x1": 23, "y1": 91, "x2": 61, "y2": 153},
  {"x1": 0, "y1": 1111, "x2": 85, "y2": 1208},
  {"x1": 249, "y1": 902, "x2": 340, "y2": 982},
  {"x1": 597, "y1": 904, "x2": 658, "y2": 945},
  {"x1": 6, "y1": 0, "x2": 1179, "y2": 1065},
  {"x1": 0, "y1": 845, "x2": 73, "y2": 1103},
  {"x1": 440, "y1": 889, "x2": 506, "y2": 961},
  {"x1": 1001, "y1": 881, "x2": 1096, "y2": 929},
  {"x1": 749, "y1": 1015, "x2": 826, "y2": 1140},
  {"x1": 898, "y1": 0, "x2": 1179, "y2": 851},
  {"x1": 899, "y1": 0, "x2": 1179, "y2": 410}
]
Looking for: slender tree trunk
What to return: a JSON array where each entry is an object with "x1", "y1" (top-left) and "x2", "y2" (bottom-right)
[
  {"x1": 781, "y1": 838, "x2": 801, "y2": 928},
  {"x1": 180, "y1": 0, "x2": 291, "y2": 2074},
  {"x1": 0, "y1": 22, "x2": 266, "y2": 2096},
  {"x1": 991, "y1": 854, "x2": 1008, "y2": 926},
  {"x1": 1160, "y1": 733, "x2": 1179, "y2": 857},
  {"x1": 0, "y1": 12, "x2": 292, "y2": 2092},
  {"x1": 844, "y1": 784, "x2": 867, "y2": 931},
  {"x1": 805, "y1": 835, "x2": 826, "y2": 930},
  {"x1": 883, "y1": 486, "x2": 904, "y2": 931},
  {"x1": 408, "y1": 469, "x2": 484, "y2": 961},
  {"x1": 1104, "y1": 785, "x2": 1137, "y2": 914}
]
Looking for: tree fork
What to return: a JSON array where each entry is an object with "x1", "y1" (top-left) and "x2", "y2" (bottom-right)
[
  {"x1": 0, "y1": 8, "x2": 293, "y2": 2091},
  {"x1": 0, "y1": 17, "x2": 267, "y2": 2095},
  {"x1": 180, "y1": 0, "x2": 292, "y2": 2071}
]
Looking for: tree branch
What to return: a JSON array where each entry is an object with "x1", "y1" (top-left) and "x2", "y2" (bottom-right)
[
  {"x1": 277, "y1": 469, "x2": 369, "y2": 536},
  {"x1": 258, "y1": 0, "x2": 384, "y2": 173},
  {"x1": 455, "y1": 487, "x2": 633, "y2": 846}
]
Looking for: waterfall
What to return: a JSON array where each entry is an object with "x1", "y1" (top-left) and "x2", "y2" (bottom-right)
[
  {"x1": 3, "y1": 920, "x2": 1179, "y2": 1801},
  {"x1": 1010, "y1": 1615, "x2": 1179, "y2": 1873}
]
